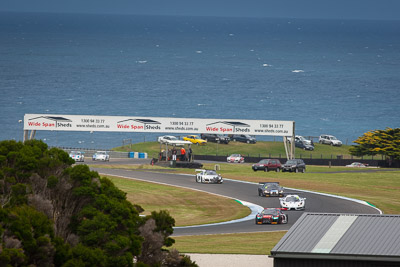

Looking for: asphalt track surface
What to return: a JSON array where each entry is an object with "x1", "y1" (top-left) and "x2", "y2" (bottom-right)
[{"x1": 87, "y1": 159, "x2": 380, "y2": 236}]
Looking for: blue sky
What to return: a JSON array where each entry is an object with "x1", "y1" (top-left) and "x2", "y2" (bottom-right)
[{"x1": 1, "y1": 0, "x2": 399, "y2": 20}]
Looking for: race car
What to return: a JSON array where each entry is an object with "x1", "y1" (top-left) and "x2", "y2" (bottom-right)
[
  {"x1": 227, "y1": 154, "x2": 244, "y2": 163},
  {"x1": 195, "y1": 169, "x2": 223, "y2": 184},
  {"x1": 346, "y1": 162, "x2": 369, "y2": 168},
  {"x1": 69, "y1": 151, "x2": 84, "y2": 162},
  {"x1": 258, "y1": 182, "x2": 284, "y2": 197},
  {"x1": 255, "y1": 208, "x2": 288, "y2": 225},
  {"x1": 92, "y1": 151, "x2": 110, "y2": 161},
  {"x1": 279, "y1": 194, "x2": 306, "y2": 210}
]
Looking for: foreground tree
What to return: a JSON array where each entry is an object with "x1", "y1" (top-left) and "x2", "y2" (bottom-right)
[
  {"x1": 349, "y1": 128, "x2": 400, "y2": 161},
  {"x1": 0, "y1": 140, "x2": 197, "y2": 266}
]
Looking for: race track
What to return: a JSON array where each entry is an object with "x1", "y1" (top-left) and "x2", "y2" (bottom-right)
[{"x1": 89, "y1": 159, "x2": 380, "y2": 236}]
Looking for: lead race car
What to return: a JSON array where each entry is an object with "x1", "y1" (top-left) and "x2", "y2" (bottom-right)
[
  {"x1": 258, "y1": 182, "x2": 284, "y2": 197},
  {"x1": 279, "y1": 194, "x2": 306, "y2": 210},
  {"x1": 92, "y1": 151, "x2": 110, "y2": 161},
  {"x1": 255, "y1": 208, "x2": 288, "y2": 225},
  {"x1": 195, "y1": 169, "x2": 223, "y2": 184}
]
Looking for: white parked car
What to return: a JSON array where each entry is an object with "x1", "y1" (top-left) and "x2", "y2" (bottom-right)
[
  {"x1": 158, "y1": 135, "x2": 179, "y2": 143},
  {"x1": 69, "y1": 151, "x2": 84, "y2": 162},
  {"x1": 195, "y1": 169, "x2": 223, "y2": 184},
  {"x1": 92, "y1": 151, "x2": 110, "y2": 161},
  {"x1": 319, "y1": 134, "x2": 342, "y2": 146},
  {"x1": 157, "y1": 135, "x2": 191, "y2": 146},
  {"x1": 227, "y1": 154, "x2": 244, "y2": 163},
  {"x1": 279, "y1": 194, "x2": 306, "y2": 210},
  {"x1": 287, "y1": 135, "x2": 312, "y2": 145}
]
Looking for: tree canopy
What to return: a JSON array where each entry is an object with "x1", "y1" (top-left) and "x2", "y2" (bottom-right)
[
  {"x1": 0, "y1": 140, "x2": 197, "y2": 266},
  {"x1": 349, "y1": 128, "x2": 400, "y2": 160}
]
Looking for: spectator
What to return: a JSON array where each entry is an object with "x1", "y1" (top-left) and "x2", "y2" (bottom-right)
[
  {"x1": 172, "y1": 147, "x2": 177, "y2": 161},
  {"x1": 188, "y1": 145, "x2": 193, "y2": 162},
  {"x1": 180, "y1": 147, "x2": 186, "y2": 161}
]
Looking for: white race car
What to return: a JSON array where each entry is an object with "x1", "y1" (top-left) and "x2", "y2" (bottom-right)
[
  {"x1": 69, "y1": 151, "x2": 84, "y2": 162},
  {"x1": 279, "y1": 194, "x2": 306, "y2": 210},
  {"x1": 346, "y1": 162, "x2": 368, "y2": 168},
  {"x1": 92, "y1": 151, "x2": 110, "y2": 161},
  {"x1": 227, "y1": 154, "x2": 244, "y2": 163},
  {"x1": 195, "y1": 169, "x2": 223, "y2": 184}
]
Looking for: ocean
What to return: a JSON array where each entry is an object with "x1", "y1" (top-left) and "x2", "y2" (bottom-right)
[{"x1": 1, "y1": 12, "x2": 399, "y2": 149}]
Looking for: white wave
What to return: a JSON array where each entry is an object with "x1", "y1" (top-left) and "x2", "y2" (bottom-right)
[
  {"x1": 292, "y1": 69, "x2": 304, "y2": 73},
  {"x1": 195, "y1": 50, "x2": 202, "y2": 54},
  {"x1": 262, "y1": 63, "x2": 271, "y2": 67},
  {"x1": 137, "y1": 60, "x2": 147, "y2": 64},
  {"x1": 197, "y1": 103, "x2": 206, "y2": 106}
]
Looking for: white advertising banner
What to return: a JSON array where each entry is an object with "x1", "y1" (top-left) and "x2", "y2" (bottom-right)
[{"x1": 24, "y1": 114, "x2": 294, "y2": 136}]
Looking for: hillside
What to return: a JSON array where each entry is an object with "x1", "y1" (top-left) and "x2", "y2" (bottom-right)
[{"x1": 113, "y1": 141, "x2": 373, "y2": 160}]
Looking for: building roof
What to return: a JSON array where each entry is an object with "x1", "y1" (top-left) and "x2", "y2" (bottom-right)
[{"x1": 271, "y1": 213, "x2": 400, "y2": 262}]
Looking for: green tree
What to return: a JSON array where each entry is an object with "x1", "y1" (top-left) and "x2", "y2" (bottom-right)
[
  {"x1": 350, "y1": 128, "x2": 400, "y2": 160},
  {"x1": 0, "y1": 140, "x2": 197, "y2": 266}
]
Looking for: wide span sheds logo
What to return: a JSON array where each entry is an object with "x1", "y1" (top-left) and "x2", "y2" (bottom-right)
[
  {"x1": 116, "y1": 118, "x2": 161, "y2": 131},
  {"x1": 28, "y1": 116, "x2": 72, "y2": 128},
  {"x1": 205, "y1": 121, "x2": 250, "y2": 133}
]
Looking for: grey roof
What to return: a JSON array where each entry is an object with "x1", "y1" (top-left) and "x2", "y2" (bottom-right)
[{"x1": 271, "y1": 213, "x2": 400, "y2": 260}]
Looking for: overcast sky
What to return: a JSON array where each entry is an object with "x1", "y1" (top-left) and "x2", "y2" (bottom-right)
[{"x1": 1, "y1": 0, "x2": 399, "y2": 20}]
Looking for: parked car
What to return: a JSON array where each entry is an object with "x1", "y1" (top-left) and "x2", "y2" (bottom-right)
[
  {"x1": 158, "y1": 135, "x2": 179, "y2": 143},
  {"x1": 287, "y1": 135, "x2": 312, "y2": 145},
  {"x1": 195, "y1": 169, "x2": 223, "y2": 184},
  {"x1": 252, "y1": 159, "x2": 282, "y2": 172},
  {"x1": 229, "y1": 134, "x2": 256, "y2": 144},
  {"x1": 92, "y1": 151, "x2": 110, "y2": 161},
  {"x1": 258, "y1": 182, "x2": 284, "y2": 197},
  {"x1": 183, "y1": 135, "x2": 207, "y2": 145},
  {"x1": 280, "y1": 194, "x2": 306, "y2": 210},
  {"x1": 69, "y1": 151, "x2": 84, "y2": 162},
  {"x1": 295, "y1": 140, "x2": 314, "y2": 151},
  {"x1": 282, "y1": 159, "x2": 306, "y2": 173},
  {"x1": 227, "y1": 154, "x2": 244, "y2": 163},
  {"x1": 255, "y1": 208, "x2": 288, "y2": 225},
  {"x1": 319, "y1": 134, "x2": 342, "y2": 146},
  {"x1": 157, "y1": 135, "x2": 191, "y2": 146},
  {"x1": 200, "y1": 133, "x2": 230, "y2": 144},
  {"x1": 346, "y1": 162, "x2": 369, "y2": 168}
]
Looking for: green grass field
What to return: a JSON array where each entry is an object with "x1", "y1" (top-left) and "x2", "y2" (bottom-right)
[
  {"x1": 114, "y1": 141, "x2": 383, "y2": 160},
  {"x1": 106, "y1": 175, "x2": 250, "y2": 226}
]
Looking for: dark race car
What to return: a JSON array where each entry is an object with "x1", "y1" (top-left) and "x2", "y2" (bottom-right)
[
  {"x1": 255, "y1": 208, "x2": 288, "y2": 225},
  {"x1": 258, "y1": 182, "x2": 284, "y2": 197}
]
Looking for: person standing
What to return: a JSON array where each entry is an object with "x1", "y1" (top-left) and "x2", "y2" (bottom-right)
[
  {"x1": 188, "y1": 145, "x2": 193, "y2": 162},
  {"x1": 180, "y1": 147, "x2": 186, "y2": 161},
  {"x1": 172, "y1": 147, "x2": 177, "y2": 161}
]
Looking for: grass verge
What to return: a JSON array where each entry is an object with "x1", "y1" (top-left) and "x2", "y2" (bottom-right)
[
  {"x1": 105, "y1": 175, "x2": 250, "y2": 226},
  {"x1": 170, "y1": 232, "x2": 287, "y2": 255}
]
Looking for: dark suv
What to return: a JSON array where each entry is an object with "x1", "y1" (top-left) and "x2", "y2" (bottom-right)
[
  {"x1": 295, "y1": 140, "x2": 314, "y2": 151},
  {"x1": 229, "y1": 134, "x2": 256, "y2": 144},
  {"x1": 282, "y1": 159, "x2": 306, "y2": 173},
  {"x1": 252, "y1": 159, "x2": 282, "y2": 172},
  {"x1": 200, "y1": 133, "x2": 230, "y2": 144}
]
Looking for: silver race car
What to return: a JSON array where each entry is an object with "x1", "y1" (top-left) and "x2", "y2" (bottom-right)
[
  {"x1": 195, "y1": 169, "x2": 223, "y2": 184},
  {"x1": 279, "y1": 194, "x2": 306, "y2": 210}
]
